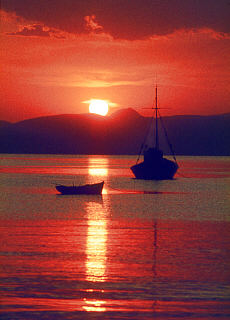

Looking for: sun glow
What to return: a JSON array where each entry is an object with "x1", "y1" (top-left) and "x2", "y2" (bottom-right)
[{"x1": 89, "y1": 99, "x2": 109, "y2": 116}]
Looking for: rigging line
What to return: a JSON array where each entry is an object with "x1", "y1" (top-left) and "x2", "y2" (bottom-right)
[
  {"x1": 136, "y1": 115, "x2": 153, "y2": 164},
  {"x1": 176, "y1": 170, "x2": 188, "y2": 178},
  {"x1": 158, "y1": 110, "x2": 178, "y2": 165}
]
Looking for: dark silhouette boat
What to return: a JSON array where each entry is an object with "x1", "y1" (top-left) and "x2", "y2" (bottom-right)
[
  {"x1": 130, "y1": 86, "x2": 178, "y2": 180},
  {"x1": 56, "y1": 181, "x2": 104, "y2": 195}
]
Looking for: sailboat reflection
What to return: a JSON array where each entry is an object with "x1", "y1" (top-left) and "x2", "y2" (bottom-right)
[
  {"x1": 152, "y1": 221, "x2": 160, "y2": 314},
  {"x1": 152, "y1": 221, "x2": 158, "y2": 277}
]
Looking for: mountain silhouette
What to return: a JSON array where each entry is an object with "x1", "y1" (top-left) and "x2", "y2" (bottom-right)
[{"x1": 0, "y1": 109, "x2": 229, "y2": 155}]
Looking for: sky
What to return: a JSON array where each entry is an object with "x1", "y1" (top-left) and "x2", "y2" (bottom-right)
[{"x1": 1, "y1": 0, "x2": 230, "y2": 122}]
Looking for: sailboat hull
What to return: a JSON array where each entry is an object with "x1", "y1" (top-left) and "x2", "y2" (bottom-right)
[{"x1": 131, "y1": 157, "x2": 178, "y2": 180}]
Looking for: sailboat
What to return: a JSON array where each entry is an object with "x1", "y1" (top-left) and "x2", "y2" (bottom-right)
[{"x1": 130, "y1": 85, "x2": 178, "y2": 180}]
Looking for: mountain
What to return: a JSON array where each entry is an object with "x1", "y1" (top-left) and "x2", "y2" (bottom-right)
[
  {"x1": 0, "y1": 109, "x2": 229, "y2": 155},
  {"x1": 0, "y1": 120, "x2": 12, "y2": 128}
]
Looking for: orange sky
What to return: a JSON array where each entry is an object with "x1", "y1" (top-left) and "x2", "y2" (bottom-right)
[{"x1": 1, "y1": 1, "x2": 230, "y2": 122}]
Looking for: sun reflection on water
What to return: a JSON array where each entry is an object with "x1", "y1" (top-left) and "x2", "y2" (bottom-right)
[
  {"x1": 82, "y1": 298, "x2": 107, "y2": 312},
  {"x1": 88, "y1": 157, "x2": 109, "y2": 194},
  {"x1": 84, "y1": 199, "x2": 109, "y2": 311},
  {"x1": 85, "y1": 201, "x2": 108, "y2": 283},
  {"x1": 88, "y1": 157, "x2": 108, "y2": 177},
  {"x1": 88, "y1": 167, "x2": 108, "y2": 176}
]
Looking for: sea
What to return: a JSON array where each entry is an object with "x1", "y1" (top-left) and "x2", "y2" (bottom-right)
[{"x1": 0, "y1": 154, "x2": 229, "y2": 320}]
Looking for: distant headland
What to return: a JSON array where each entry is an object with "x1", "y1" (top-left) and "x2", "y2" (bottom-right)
[{"x1": 0, "y1": 109, "x2": 229, "y2": 156}]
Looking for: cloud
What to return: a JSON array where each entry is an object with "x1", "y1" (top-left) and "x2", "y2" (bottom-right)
[
  {"x1": 84, "y1": 15, "x2": 103, "y2": 33},
  {"x1": 2, "y1": 0, "x2": 230, "y2": 40},
  {"x1": 6, "y1": 23, "x2": 66, "y2": 38},
  {"x1": 7, "y1": 24, "x2": 51, "y2": 37}
]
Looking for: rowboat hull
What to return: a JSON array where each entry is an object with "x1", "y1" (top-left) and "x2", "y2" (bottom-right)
[{"x1": 56, "y1": 181, "x2": 104, "y2": 195}]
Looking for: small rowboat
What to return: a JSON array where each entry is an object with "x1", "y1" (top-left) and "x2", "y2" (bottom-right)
[{"x1": 56, "y1": 181, "x2": 104, "y2": 195}]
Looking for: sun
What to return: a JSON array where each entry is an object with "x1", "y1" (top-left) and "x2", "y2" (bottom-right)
[{"x1": 89, "y1": 99, "x2": 109, "y2": 116}]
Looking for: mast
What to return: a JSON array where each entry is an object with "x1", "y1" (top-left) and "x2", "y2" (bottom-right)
[{"x1": 155, "y1": 85, "x2": 159, "y2": 149}]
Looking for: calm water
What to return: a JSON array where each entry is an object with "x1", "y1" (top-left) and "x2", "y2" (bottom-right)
[{"x1": 0, "y1": 154, "x2": 229, "y2": 319}]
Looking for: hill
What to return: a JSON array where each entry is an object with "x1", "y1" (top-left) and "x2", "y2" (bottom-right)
[{"x1": 0, "y1": 109, "x2": 229, "y2": 155}]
